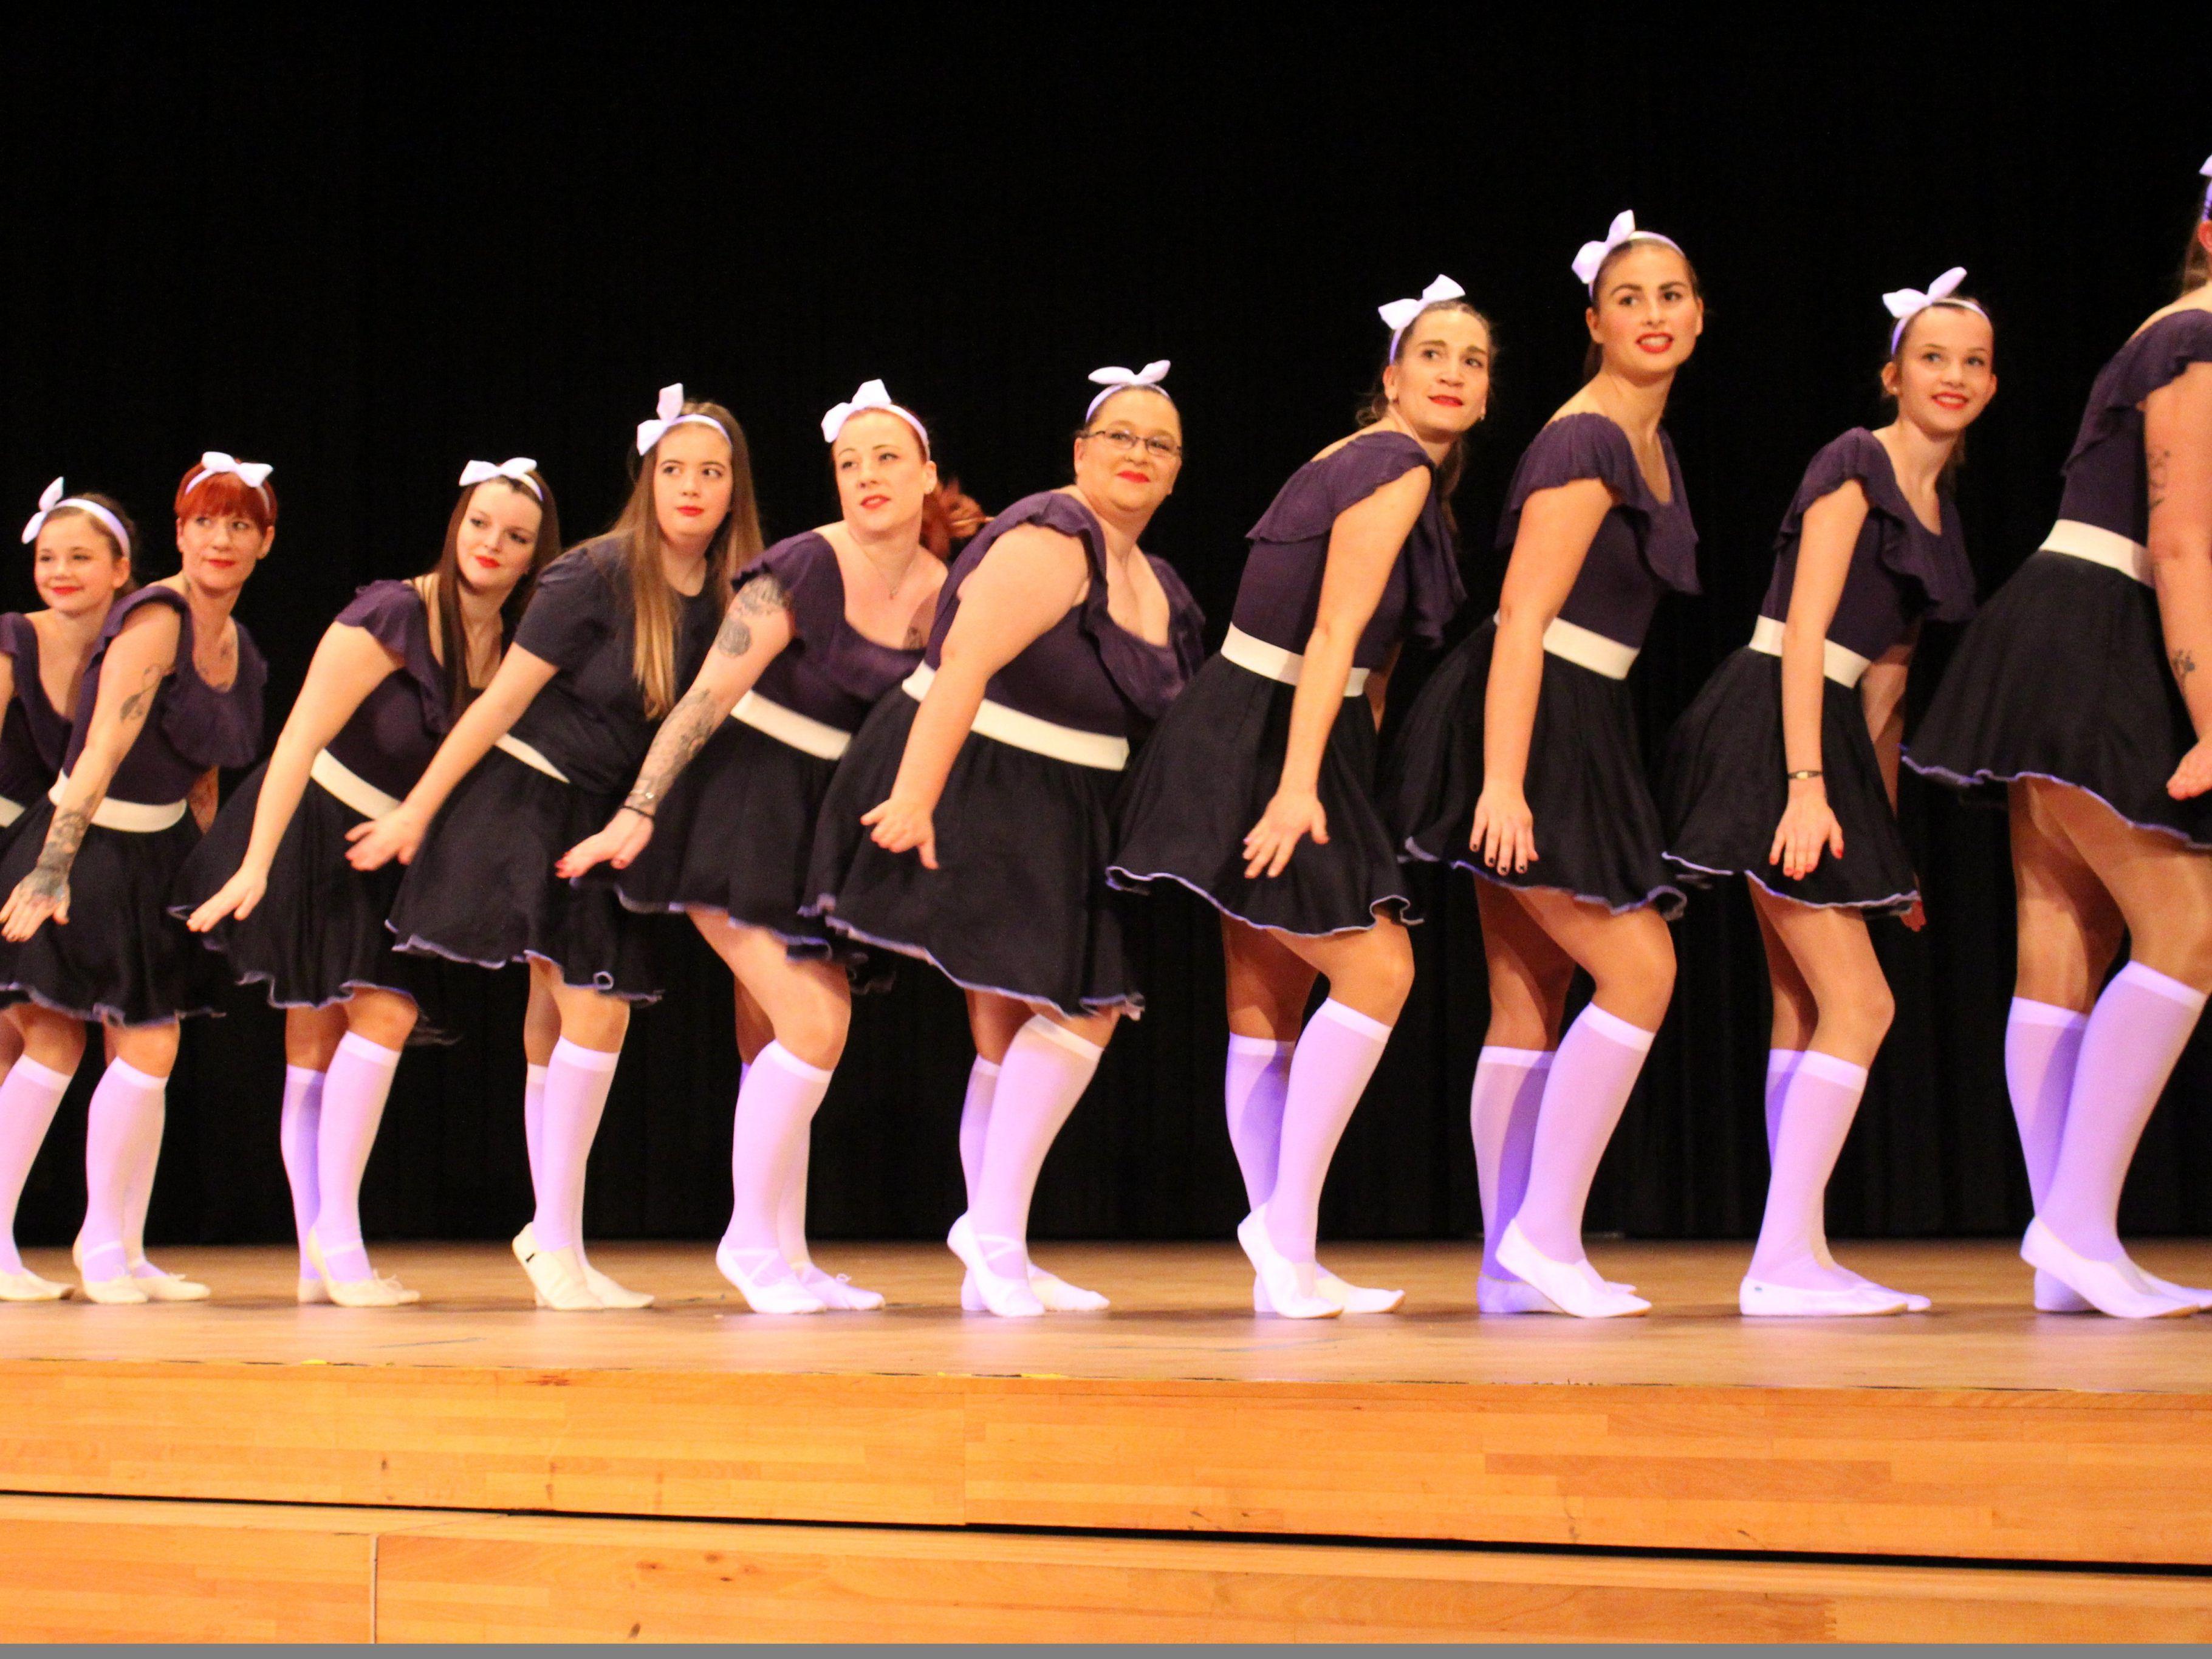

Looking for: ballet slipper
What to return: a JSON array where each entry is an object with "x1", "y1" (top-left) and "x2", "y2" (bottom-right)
[
  {"x1": 2033, "y1": 1269, "x2": 2093, "y2": 1313},
  {"x1": 1739, "y1": 1276, "x2": 1908, "y2": 1317},
  {"x1": 2137, "y1": 1272, "x2": 2212, "y2": 1312},
  {"x1": 1236, "y1": 1209, "x2": 1338, "y2": 1319},
  {"x1": 513, "y1": 1224, "x2": 602, "y2": 1312},
  {"x1": 1495, "y1": 1221, "x2": 1649, "y2": 1319},
  {"x1": 306, "y1": 1229, "x2": 420, "y2": 1309},
  {"x1": 296, "y1": 1277, "x2": 330, "y2": 1306},
  {"x1": 0, "y1": 1269, "x2": 70, "y2": 1302},
  {"x1": 79, "y1": 1273, "x2": 148, "y2": 1305},
  {"x1": 1253, "y1": 1267, "x2": 1403, "y2": 1315},
  {"x1": 74, "y1": 1236, "x2": 208, "y2": 1301},
  {"x1": 947, "y1": 1214, "x2": 1043, "y2": 1318},
  {"x1": 2021, "y1": 1220, "x2": 2196, "y2": 1319},
  {"x1": 793, "y1": 1260, "x2": 886, "y2": 1312},
  {"x1": 716, "y1": 1243, "x2": 826, "y2": 1315},
  {"x1": 1812, "y1": 1240, "x2": 1928, "y2": 1312},
  {"x1": 1027, "y1": 1262, "x2": 1109, "y2": 1312},
  {"x1": 581, "y1": 1264, "x2": 655, "y2": 1310},
  {"x1": 1476, "y1": 1272, "x2": 1563, "y2": 1315}
]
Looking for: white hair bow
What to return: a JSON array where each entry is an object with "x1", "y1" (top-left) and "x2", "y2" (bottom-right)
[
  {"x1": 2200, "y1": 153, "x2": 2211, "y2": 219},
  {"x1": 1882, "y1": 267, "x2": 1983, "y2": 348},
  {"x1": 189, "y1": 451, "x2": 273, "y2": 496},
  {"x1": 1572, "y1": 210, "x2": 1682, "y2": 291},
  {"x1": 820, "y1": 380, "x2": 928, "y2": 450},
  {"x1": 459, "y1": 457, "x2": 544, "y2": 499},
  {"x1": 1084, "y1": 360, "x2": 1171, "y2": 420},
  {"x1": 1378, "y1": 275, "x2": 1467, "y2": 352},
  {"x1": 21, "y1": 477, "x2": 132, "y2": 556},
  {"x1": 635, "y1": 383, "x2": 731, "y2": 456}
]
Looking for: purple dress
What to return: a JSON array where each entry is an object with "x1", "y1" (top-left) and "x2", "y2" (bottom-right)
[
  {"x1": 387, "y1": 539, "x2": 723, "y2": 1001},
  {"x1": 1909, "y1": 310, "x2": 2212, "y2": 844},
  {"x1": 1389, "y1": 412, "x2": 1699, "y2": 915},
  {"x1": 0, "y1": 584, "x2": 266, "y2": 1025},
  {"x1": 1109, "y1": 430, "x2": 1462, "y2": 936},
  {"x1": 807, "y1": 490, "x2": 1204, "y2": 1016},
  {"x1": 0, "y1": 614, "x2": 75, "y2": 824},
  {"x1": 613, "y1": 532, "x2": 924, "y2": 982},
  {"x1": 1663, "y1": 429, "x2": 1974, "y2": 911},
  {"x1": 176, "y1": 580, "x2": 460, "y2": 1022}
]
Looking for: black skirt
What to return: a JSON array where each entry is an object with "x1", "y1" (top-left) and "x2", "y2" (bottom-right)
[
  {"x1": 1386, "y1": 618, "x2": 1685, "y2": 917},
  {"x1": 806, "y1": 689, "x2": 1139, "y2": 1017},
  {"x1": 609, "y1": 719, "x2": 888, "y2": 990},
  {"x1": 1108, "y1": 654, "x2": 1414, "y2": 934},
  {"x1": 1907, "y1": 552, "x2": 2212, "y2": 846},
  {"x1": 169, "y1": 764, "x2": 453, "y2": 1033},
  {"x1": 1660, "y1": 648, "x2": 1918, "y2": 912},
  {"x1": 0, "y1": 800, "x2": 222, "y2": 1026},
  {"x1": 386, "y1": 748, "x2": 660, "y2": 1001}
]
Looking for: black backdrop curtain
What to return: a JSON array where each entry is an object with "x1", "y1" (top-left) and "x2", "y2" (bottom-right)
[{"x1": 5, "y1": 15, "x2": 2208, "y2": 1250}]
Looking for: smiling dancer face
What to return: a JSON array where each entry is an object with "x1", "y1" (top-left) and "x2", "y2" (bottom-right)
[
  {"x1": 1380, "y1": 303, "x2": 1493, "y2": 438},
  {"x1": 1584, "y1": 240, "x2": 1702, "y2": 383},
  {"x1": 1883, "y1": 303, "x2": 1997, "y2": 439},
  {"x1": 1072, "y1": 386, "x2": 1182, "y2": 527},
  {"x1": 834, "y1": 408, "x2": 939, "y2": 540},
  {"x1": 32, "y1": 505, "x2": 134, "y2": 618}
]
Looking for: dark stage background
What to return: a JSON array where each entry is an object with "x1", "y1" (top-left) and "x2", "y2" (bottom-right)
[{"x1": 5, "y1": 18, "x2": 2208, "y2": 1251}]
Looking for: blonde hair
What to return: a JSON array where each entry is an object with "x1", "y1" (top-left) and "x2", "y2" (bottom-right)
[{"x1": 606, "y1": 397, "x2": 761, "y2": 716}]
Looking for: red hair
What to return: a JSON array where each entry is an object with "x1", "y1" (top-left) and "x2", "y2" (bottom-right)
[{"x1": 173, "y1": 462, "x2": 279, "y2": 531}]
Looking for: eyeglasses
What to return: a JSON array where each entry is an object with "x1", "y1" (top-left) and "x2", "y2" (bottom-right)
[{"x1": 1082, "y1": 428, "x2": 1183, "y2": 460}]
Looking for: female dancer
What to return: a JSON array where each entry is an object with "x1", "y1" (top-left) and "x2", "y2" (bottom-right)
[
  {"x1": 0, "y1": 484, "x2": 134, "y2": 1299},
  {"x1": 349, "y1": 387, "x2": 750, "y2": 1312},
  {"x1": 1663, "y1": 273, "x2": 1993, "y2": 1316},
  {"x1": 558, "y1": 381, "x2": 954, "y2": 1313},
  {"x1": 1391, "y1": 212, "x2": 1701, "y2": 1319},
  {"x1": 1907, "y1": 158, "x2": 2212, "y2": 1319},
  {"x1": 0, "y1": 455, "x2": 274, "y2": 1303},
  {"x1": 179, "y1": 460, "x2": 558, "y2": 1307},
  {"x1": 1111, "y1": 280, "x2": 1484, "y2": 1318},
  {"x1": 807, "y1": 363, "x2": 1204, "y2": 1317}
]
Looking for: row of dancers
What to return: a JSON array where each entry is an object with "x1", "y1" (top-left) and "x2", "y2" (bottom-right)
[{"x1": 0, "y1": 168, "x2": 2207, "y2": 1322}]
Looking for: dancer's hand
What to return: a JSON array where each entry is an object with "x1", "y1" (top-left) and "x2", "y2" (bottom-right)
[
  {"x1": 1470, "y1": 783, "x2": 1536, "y2": 874},
  {"x1": 2170, "y1": 738, "x2": 2212, "y2": 800},
  {"x1": 346, "y1": 805, "x2": 428, "y2": 871},
  {"x1": 863, "y1": 795, "x2": 938, "y2": 869},
  {"x1": 1243, "y1": 789, "x2": 1327, "y2": 880},
  {"x1": 185, "y1": 863, "x2": 269, "y2": 931},
  {"x1": 0, "y1": 867, "x2": 67, "y2": 941},
  {"x1": 557, "y1": 809, "x2": 655, "y2": 878},
  {"x1": 1769, "y1": 785, "x2": 1844, "y2": 881}
]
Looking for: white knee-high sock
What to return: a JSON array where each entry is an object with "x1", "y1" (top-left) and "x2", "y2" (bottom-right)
[
  {"x1": 313, "y1": 1033, "x2": 402, "y2": 1282},
  {"x1": 0, "y1": 1057, "x2": 73, "y2": 1276},
  {"x1": 80, "y1": 1059, "x2": 167, "y2": 1282},
  {"x1": 1765, "y1": 1048, "x2": 1803, "y2": 1165},
  {"x1": 2005, "y1": 999, "x2": 2088, "y2": 1209},
  {"x1": 1263, "y1": 999, "x2": 1392, "y2": 1265},
  {"x1": 1470, "y1": 1046, "x2": 1550, "y2": 1281},
  {"x1": 1510, "y1": 1004, "x2": 1656, "y2": 1264},
  {"x1": 522, "y1": 1062, "x2": 549, "y2": 1197},
  {"x1": 957, "y1": 1056, "x2": 999, "y2": 1212},
  {"x1": 2039, "y1": 963, "x2": 2208, "y2": 1260},
  {"x1": 279, "y1": 1065, "x2": 325, "y2": 1279},
  {"x1": 530, "y1": 1039, "x2": 620, "y2": 1253},
  {"x1": 969, "y1": 1018, "x2": 1102, "y2": 1279},
  {"x1": 1225, "y1": 1035, "x2": 1295, "y2": 1212},
  {"x1": 1747, "y1": 1050, "x2": 1868, "y2": 1287},
  {"x1": 724, "y1": 1043, "x2": 834, "y2": 1260}
]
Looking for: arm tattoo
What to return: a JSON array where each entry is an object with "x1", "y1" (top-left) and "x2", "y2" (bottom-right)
[
  {"x1": 734, "y1": 575, "x2": 790, "y2": 618},
  {"x1": 115, "y1": 663, "x2": 165, "y2": 728},
  {"x1": 625, "y1": 685, "x2": 722, "y2": 814},
  {"x1": 28, "y1": 807, "x2": 89, "y2": 897},
  {"x1": 712, "y1": 608, "x2": 753, "y2": 658},
  {"x1": 2149, "y1": 446, "x2": 2171, "y2": 517},
  {"x1": 2176, "y1": 648, "x2": 2198, "y2": 691}
]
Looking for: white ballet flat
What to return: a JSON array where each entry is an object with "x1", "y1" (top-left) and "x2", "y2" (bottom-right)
[
  {"x1": 1252, "y1": 1265, "x2": 1403, "y2": 1315},
  {"x1": 1739, "y1": 1276, "x2": 1908, "y2": 1318},
  {"x1": 80, "y1": 1273, "x2": 148, "y2": 1305},
  {"x1": 793, "y1": 1260, "x2": 885, "y2": 1312},
  {"x1": 947, "y1": 1214, "x2": 1044, "y2": 1318},
  {"x1": 2033, "y1": 1269, "x2": 2093, "y2": 1313},
  {"x1": 306, "y1": 1230, "x2": 420, "y2": 1309},
  {"x1": 513, "y1": 1224, "x2": 603, "y2": 1312},
  {"x1": 2135, "y1": 1269, "x2": 2212, "y2": 1312},
  {"x1": 2021, "y1": 1220, "x2": 2197, "y2": 1319},
  {"x1": 715, "y1": 1242, "x2": 826, "y2": 1314},
  {"x1": 582, "y1": 1264, "x2": 655, "y2": 1310},
  {"x1": 0, "y1": 1268, "x2": 70, "y2": 1302},
  {"x1": 296, "y1": 1276, "x2": 329, "y2": 1305},
  {"x1": 1235, "y1": 1209, "x2": 1339, "y2": 1319},
  {"x1": 131, "y1": 1268, "x2": 211, "y2": 1302},
  {"x1": 1812, "y1": 1243, "x2": 1928, "y2": 1312},
  {"x1": 1476, "y1": 1271, "x2": 1563, "y2": 1315},
  {"x1": 1027, "y1": 1262, "x2": 1109, "y2": 1312},
  {"x1": 1495, "y1": 1222, "x2": 1649, "y2": 1319}
]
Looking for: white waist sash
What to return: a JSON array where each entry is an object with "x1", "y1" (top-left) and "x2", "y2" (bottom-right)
[
  {"x1": 2041, "y1": 519, "x2": 2152, "y2": 587},
  {"x1": 1219, "y1": 624, "x2": 1370, "y2": 697},
  {"x1": 495, "y1": 733, "x2": 571, "y2": 784},
  {"x1": 902, "y1": 665, "x2": 1129, "y2": 771},
  {"x1": 310, "y1": 747, "x2": 403, "y2": 819},
  {"x1": 1528, "y1": 615, "x2": 1638, "y2": 680},
  {"x1": 1747, "y1": 615, "x2": 1874, "y2": 688},
  {"x1": 731, "y1": 690, "x2": 852, "y2": 761},
  {"x1": 0, "y1": 794, "x2": 21, "y2": 828},
  {"x1": 48, "y1": 771, "x2": 188, "y2": 833}
]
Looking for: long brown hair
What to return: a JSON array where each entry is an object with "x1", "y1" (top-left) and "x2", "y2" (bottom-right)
[
  {"x1": 607, "y1": 397, "x2": 761, "y2": 717},
  {"x1": 425, "y1": 473, "x2": 560, "y2": 717},
  {"x1": 1359, "y1": 296, "x2": 1491, "y2": 531}
]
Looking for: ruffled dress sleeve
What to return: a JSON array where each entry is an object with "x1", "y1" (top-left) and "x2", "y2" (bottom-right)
[
  {"x1": 337, "y1": 579, "x2": 448, "y2": 736},
  {"x1": 1497, "y1": 412, "x2": 1643, "y2": 536},
  {"x1": 2069, "y1": 310, "x2": 2212, "y2": 465},
  {"x1": 1246, "y1": 431, "x2": 1435, "y2": 544},
  {"x1": 734, "y1": 532, "x2": 841, "y2": 655}
]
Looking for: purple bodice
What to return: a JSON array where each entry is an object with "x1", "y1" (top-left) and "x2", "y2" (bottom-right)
[
  {"x1": 739, "y1": 533, "x2": 924, "y2": 730},
  {"x1": 923, "y1": 491, "x2": 1205, "y2": 738},
  {"x1": 322, "y1": 580, "x2": 453, "y2": 800},
  {"x1": 1496, "y1": 412, "x2": 1699, "y2": 650},
  {"x1": 63, "y1": 585, "x2": 265, "y2": 804},
  {"x1": 1758, "y1": 429, "x2": 1974, "y2": 660},
  {"x1": 1228, "y1": 430, "x2": 1462, "y2": 668},
  {"x1": 2055, "y1": 310, "x2": 2212, "y2": 544},
  {"x1": 0, "y1": 614, "x2": 72, "y2": 807}
]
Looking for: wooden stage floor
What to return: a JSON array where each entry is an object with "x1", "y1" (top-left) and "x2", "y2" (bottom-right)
[{"x1": 4, "y1": 1239, "x2": 2211, "y2": 1641}]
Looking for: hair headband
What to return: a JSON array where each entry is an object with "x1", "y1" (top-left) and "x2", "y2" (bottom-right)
[
  {"x1": 1572, "y1": 210, "x2": 1684, "y2": 293},
  {"x1": 2200, "y1": 152, "x2": 2211, "y2": 222},
  {"x1": 185, "y1": 450, "x2": 273, "y2": 502},
  {"x1": 21, "y1": 477, "x2": 131, "y2": 558},
  {"x1": 635, "y1": 383, "x2": 732, "y2": 456},
  {"x1": 459, "y1": 457, "x2": 544, "y2": 500},
  {"x1": 1084, "y1": 361, "x2": 1172, "y2": 422},
  {"x1": 1882, "y1": 267, "x2": 1988, "y2": 351},
  {"x1": 1378, "y1": 274, "x2": 1467, "y2": 358},
  {"x1": 821, "y1": 380, "x2": 929, "y2": 453}
]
